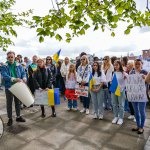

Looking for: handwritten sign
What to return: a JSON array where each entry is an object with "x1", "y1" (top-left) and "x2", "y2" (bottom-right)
[
  {"x1": 125, "y1": 74, "x2": 148, "y2": 102},
  {"x1": 34, "y1": 90, "x2": 48, "y2": 105},
  {"x1": 75, "y1": 84, "x2": 89, "y2": 97}
]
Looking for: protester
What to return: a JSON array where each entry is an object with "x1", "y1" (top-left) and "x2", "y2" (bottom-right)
[
  {"x1": 46, "y1": 56, "x2": 56, "y2": 87},
  {"x1": 24, "y1": 57, "x2": 31, "y2": 69},
  {"x1": 77, "y1": 55, "x2": 92, "y2": 115},
  {"x1": 111, "y1": 60, "x2": 127, "y2": 125},
  {"x1": 101, "y1": 56, "x2": 114, "y2": 110},
  {"x1": 0, "y1": 63, "x2": 3, "y2": 90},
  {"x1": 65, "y1": 64, "x2": 78, "y2": 111},
  {"x1": 90, "y1": 62, "x2": 106, "y2": 119},
  {"x1": 126, "y1": 61, "x2": 135, "y2": 121},
  {"x1": 122, "y1": 56, "x2": 128, "y2": 72},
  {"x1": 1, "y1": 51, "x2": 26, "y2": 126},
  {"x1": 28, "y1": 55, "x2": 38, "y2": 95},
  {"x1": 111, "y1": 56, "x2": 117, "y2": 65},
  {"x1": 34, "y1": 58, "x2": 56, "y2": 117},
  {"x1": 60, "y1": 57, "x2": 70, "y2": 94},
  {"x1": 130, "y1": 59, "x2": 148, "y2": 134},
  {"x1": 17, "y1": 54, "x2": 23, "y2": 63}
]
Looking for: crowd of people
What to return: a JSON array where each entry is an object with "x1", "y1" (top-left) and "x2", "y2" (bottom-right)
[{"x1": 0, "y1": 51, "x2": 150, "y2": 135}]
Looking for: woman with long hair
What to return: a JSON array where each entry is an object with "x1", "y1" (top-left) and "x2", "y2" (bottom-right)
[
  {"x1": 77, "y1": 55, "x2": 92, "y2": 115},
  {"x1": 90, "y1": 62, "x2": 106, "y2": 119},
  {"x1": 101, "y1": 56, "x2": 114, "y2": 110},
  {"x1": 34, "y1": 58, "x2": 56, "y2": 118}
]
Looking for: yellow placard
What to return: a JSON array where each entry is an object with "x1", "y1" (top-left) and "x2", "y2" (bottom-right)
[{"x1": 48, "y1": 89, "x2": 55, "y2": 106}]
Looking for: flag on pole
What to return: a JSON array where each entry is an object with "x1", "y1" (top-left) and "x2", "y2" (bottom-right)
[
  {"x1": 89, "y1": 73, "x2": 95, "y2": 90},
  {"x1": 109, "y1": 73, "x2": 121, "y2": 96},
  {"x1": 53, "y1": 49, "x2": 61, "y2": 62}
]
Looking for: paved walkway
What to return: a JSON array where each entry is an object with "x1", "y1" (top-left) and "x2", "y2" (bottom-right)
[{"x1": 0, "y1": 90, "x2": 150, "y2": 150}]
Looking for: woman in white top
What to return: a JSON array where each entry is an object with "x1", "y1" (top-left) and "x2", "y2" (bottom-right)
[
  {"x1": 90, "y1": 62, "x2": 106, "y2": 119},
  {"x1": 111, "y1": 60, "x2": 127, "y2": 125},
  {"x1": 101, "y1": 56, "x2": 114, "y2": 110},
  {"x1": 60, "y1": 57, "x2": 70, "y2": 94},
  {"x1": 77, "y1": 55, "x2": 92, "y2": 115}
]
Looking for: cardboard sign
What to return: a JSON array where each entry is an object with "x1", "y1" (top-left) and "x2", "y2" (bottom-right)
[
  {"x1": 125, "y1": 74, "x2": 148, "y2": 102},
  {"x1": 75, "y1": 84, "x2": 89, "y2": 97}
]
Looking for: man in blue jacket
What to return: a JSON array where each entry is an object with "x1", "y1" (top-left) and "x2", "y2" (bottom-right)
[{"x1": 1, "y1": 51, "x2": 27, "y2": 126}]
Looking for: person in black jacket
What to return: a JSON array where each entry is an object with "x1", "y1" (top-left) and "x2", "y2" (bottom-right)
[
  {"x1": 45, "y1": 56, "x2": 56, "y2": 87},
  {"x1": 34, "y1": 58, "x2": 56, "y2": 118}
]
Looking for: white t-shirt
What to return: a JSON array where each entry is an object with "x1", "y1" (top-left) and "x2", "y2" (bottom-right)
[
  {"x1": 102, "y1": 64, "x2": 114, "y2": 82},
  {"x1": 115, "y1": 71, "x2": 128, "y2": 92},
  {"x1": 93, "y1": 71, "x2": 106, "y2": 85}
]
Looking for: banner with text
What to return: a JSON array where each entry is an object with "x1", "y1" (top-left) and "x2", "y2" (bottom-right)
[{"x1": 75, "y1": 84, "x2": 88, "y2": 97}]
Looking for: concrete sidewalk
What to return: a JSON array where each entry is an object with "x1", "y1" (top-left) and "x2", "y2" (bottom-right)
[{"x1": 0, "y1": 90, "x2": 150, "y2": 150}]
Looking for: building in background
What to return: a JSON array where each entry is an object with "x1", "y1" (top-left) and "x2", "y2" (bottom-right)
[{"x1": 142, "y1": 49, "x2": 150, "y2": 60}]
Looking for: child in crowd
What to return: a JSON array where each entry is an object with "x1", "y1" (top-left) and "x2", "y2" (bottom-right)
[
  {"x1": 65, "y1": 64, "x2": 78, "y2": 111},
  {"x1": 111, "y1": 60, "x2": 127, "y2": 125},
  {"x1": 90, "y1": 62, "x2": 106, "y2": 119}
]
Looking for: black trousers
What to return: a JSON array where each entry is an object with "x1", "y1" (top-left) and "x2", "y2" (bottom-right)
[
  {"x1": 41, "y1": 105, "x2": 56, "y2": 115},
  {"x1": 5, "y1": 89, "x2": 20, "y2": 119},
  {"x1": 129, "y1": 102, "x2": 134, "y2": 115}
]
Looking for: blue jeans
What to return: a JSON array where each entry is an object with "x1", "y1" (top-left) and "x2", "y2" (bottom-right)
[
  {"x1": 80, "y1": 95, "x2": 90, "y2": 109},
  {"x1": 132, "y1": 102, "x2": 147, "y2": 128},
  {"x1": 111, "y1": 91, "x2": 125, "y2": 119},
  {"x1": 124, "y1": 99, "x2": 130, "y2": 112},
  {"x1": 90, "y1": 88, "x2": 104, "y2": 115},
  {"x1": 103, "y1": 89, "x2": 112, "y2": 109},
  {"x1": 68, "y1": 100, "x2": 77, "y2": 108}
]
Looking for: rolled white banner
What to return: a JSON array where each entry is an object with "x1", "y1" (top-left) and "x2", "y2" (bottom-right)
[{"x1": 9, "y1": 82, "x2": 34, "y2": 107}]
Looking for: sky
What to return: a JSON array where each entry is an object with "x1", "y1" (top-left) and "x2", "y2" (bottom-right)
[{"x1": 0, "y1": 0, "x2": 150, "y2": 61}]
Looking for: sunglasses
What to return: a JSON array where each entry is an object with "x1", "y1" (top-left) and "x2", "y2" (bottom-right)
[
  {"x1": 46, "y1": 59, "x2": 52, "y2": 60},
  {"x1": 81, "y1": 58, "x2": 86, "y2": 61},
  {"x1": 8, "y1": 57, "x2": 14, "y2": 59},
  {"x1": 103, "y1": 58, "x2": 107, "y2": 60}
]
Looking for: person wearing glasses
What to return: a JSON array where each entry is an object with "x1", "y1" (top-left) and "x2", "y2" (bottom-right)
[
  {"x1": 1, "y1": 51, "x2": 27, "y2": 126},
  {"x1": 46, "y1": 56, "x2": 56, "y2": 87},
  {"x1": 101, "y1": 56, "x2": 114, "y2": 110},
  {"x1": 90, "y1": 62, "x2": 106, "y2": 119},
  {"x1": 77, "y1": 55, "x2": 92, "y2": 115}
]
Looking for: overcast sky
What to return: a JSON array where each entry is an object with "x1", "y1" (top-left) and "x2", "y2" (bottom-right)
[{"x1": 0, "y1": 0, "x2": 150, "y2": 61}]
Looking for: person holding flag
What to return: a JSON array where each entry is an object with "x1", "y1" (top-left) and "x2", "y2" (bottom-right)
[
  {"x1": 109, "y1": 60, "x2": 127, "y2": 125},
  {"x1": 90, "y1": 62, "x2": 106, "y2": 119},
  {"x1": 53, "y1": 49, "x2": 61, "y2": 63}
]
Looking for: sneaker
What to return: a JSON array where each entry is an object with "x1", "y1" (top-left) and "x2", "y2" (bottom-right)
[
  {"x1": 93, "y1": 113, "x2": 98, "y2": 119},
  {"x1": 133, "y1": 118, "x2": 136, "y2": 122},
  {"x1": 117, "y1": 118, "x2": 123, "y2": 125},
  {"x1": 7, "y1": 119, "x2": 13, "y2": 126},
  {"x1": 80, "y1": 108, "x2": 86, "y2": 113},
  {"x1": 112, "y1": 117, "x2": 118, "y2": 124},
  {"x1": 86, "y1": 109, "x2": 90, "y2": 115},
  {"x1": 51, "y1": 113, "x2": 56, "y2": 117},
  {"x1": 99, "y1": 114, "x2": 104, "y2": 120},
  {"x1": 67, "y1": 107, "x2": 71, "y2": 111},
  {"x1": 72, "y1": 108, "x2": 78, "y2": 111},
  {"x1": 16, "y1": 116, "x2": 26, "y2": 122},
  {"x1": 128, "y1": 115, "x2": 135, "y2": 120}
]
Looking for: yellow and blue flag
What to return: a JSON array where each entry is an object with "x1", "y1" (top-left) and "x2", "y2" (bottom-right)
[
  {"x1": 109, "y1": 73, "x2": 121, "y2": 96},
  {"x1": 89, "y1": 73, "x2": 95, "y2": 90},
  {"x1": 53, "y1": 49, "x2": 61, "y2": 63},
  {"x1": 48, "y1": 88, "x2": 60, "y2": 106}
]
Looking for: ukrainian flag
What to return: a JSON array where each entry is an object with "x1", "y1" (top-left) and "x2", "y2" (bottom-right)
[
  {"x1": 89, "y1": 73, "x2": 95, "y2": 90},
  {"x1": 109, "y1": 73, "x2": 121, "y2": 96},
  {"x1": 53, "y1": 49, "x2": 61, "y2": 63}
]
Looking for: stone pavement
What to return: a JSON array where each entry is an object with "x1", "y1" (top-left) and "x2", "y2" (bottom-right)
[{"x1": 0, "y1": 89, "x2": 150, "y2": 150}]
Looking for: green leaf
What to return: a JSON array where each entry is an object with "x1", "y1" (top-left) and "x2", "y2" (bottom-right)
[
  {"x1": 66, "y1": 38, "x2": 71, "y2": 43},
  {"x1": 55, "y1": 34, "x2": 62, "y2": 41},
  {"x1": 111, "y1": 32, "x2": 115, "y2": 37},
  {"x1": 83, "y1": 24, "x2": 90, "y2": 30},
  {"x1": 117, "y1": 7, "x2": 123, "y2": 14},
  {"x1": 39, "y1": 36, "x2": 44, "y2": 43},
  {"x1": 66, "y1": 33, "x2": 71, "y2": 38},
  {"x1": 36, "y1": 28, "x2": 43, "y2": 32},
  {"x1": 124, "y1": 28, "x2": 130, "y2": 34},
  {"x1": 94, "y1": 25, "x2": 99, "y2": 31},
  {"x1": 78, "y1": 28, "x2": 85, "y2": 35}
]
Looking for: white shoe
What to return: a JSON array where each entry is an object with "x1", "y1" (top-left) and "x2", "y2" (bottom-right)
[
  {"x1": 67, "y1": 107, "x2": 71, "y2": 111},
  {"x1": 112, "y1": 117, "x2": 118, "y2": 124},
  {"x1": 133, "y1": 118, "x2": 136, "y2": 122},
  {"x1": 128, "y1": 115, "x2": 135, "y2": 120},
  {"x1": 117, "y1": 118, "x2": 123, "y2": 125},
  {"x1": 93, "y1": 113, "x2": 98, "y2": 119},
  {"x1": 99, "y1": 114, "x2": 104, "y2": 120},
  {"x1": 80, "y1": 108, "x2": 86, "y2": 113},
  {"x1": 86, "y1": 109, "x2": 90, "y2": 115},
  {"x1": 72, "y1": 108, "x2": 78, "y2": 111}
]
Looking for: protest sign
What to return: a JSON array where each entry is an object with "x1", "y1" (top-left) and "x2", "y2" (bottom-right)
[
  {"x1": 75, "y1": 84, "x2": 88, "y2": 97},
  {"x1": 125, "y1": 74, "x2": 148, "y2": 102}
]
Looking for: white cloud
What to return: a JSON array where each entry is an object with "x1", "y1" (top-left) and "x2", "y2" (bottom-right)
[{"x1": 1, "y1": 0, "x2": 149, "y2": 62}]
